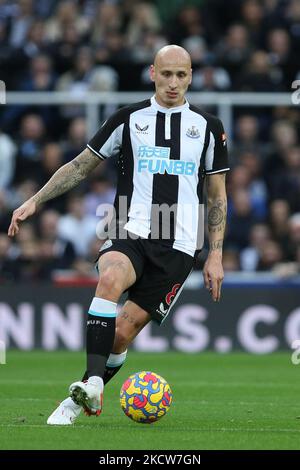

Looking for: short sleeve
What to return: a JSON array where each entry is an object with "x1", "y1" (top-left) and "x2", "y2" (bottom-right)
[
  {"x1": 87, "y1": 111, "x2": 125, "y2": 160},
  {"x1": 205, "y1": 117, "x2": 230, "y2": 175}
]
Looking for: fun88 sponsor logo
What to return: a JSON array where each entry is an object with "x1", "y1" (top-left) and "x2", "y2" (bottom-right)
[{"x1": 137, "y1": 145, "x2": 196, "y2": 176}]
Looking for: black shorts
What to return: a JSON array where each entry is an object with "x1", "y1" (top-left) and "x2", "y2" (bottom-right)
[{"x1": 98, "y1": 237, "x2": 194, "y2": 324}]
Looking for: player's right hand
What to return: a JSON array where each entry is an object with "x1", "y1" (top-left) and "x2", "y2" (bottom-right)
[{"x1": 8, "y1": 199, "x2": 37, "y2": 237}]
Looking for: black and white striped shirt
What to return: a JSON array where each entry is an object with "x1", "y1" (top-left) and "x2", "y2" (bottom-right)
[{"x1": 87, "y1": 96, "x2": 229, "y2": 256}]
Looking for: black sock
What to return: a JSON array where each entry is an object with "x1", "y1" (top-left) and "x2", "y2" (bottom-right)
[
  {"x1": 82, "y1": 363, "x2": 123, "y2": 384},
  {"x1": 82, "y1": 350, "x2": 127, "y2": 384},
  {"x1": 82, "y1": 364, "x2": 123, "y2": 385},
  {"x1": 103, "y1": 363, "x2": 124, "y2": 385},
  {"x1": 86, "y1": 297, "x2": 117, "y2": 378},
  {"x1": 82, "y1": 370, "x2": 88, "y2": 382}
]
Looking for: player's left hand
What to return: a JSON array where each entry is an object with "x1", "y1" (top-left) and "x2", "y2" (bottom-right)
[{"x1": 203, "y1": 253, "x2": 224, "y2": 302}]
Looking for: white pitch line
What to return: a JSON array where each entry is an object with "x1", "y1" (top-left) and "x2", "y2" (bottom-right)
[
  {"x1": 0, "y1": 398, "x2": 53, "y2": 401},
  {"x1": 0, "y1": 379, "x2": 296, "y2": 388},
  {"x1": 175, "y1": 381, "x2": 297, "y2": 388},
  {"x1": 181, "y1": 400, "x2": 300, "y2": 408},
  {"x1": 0, "y1": 398, "x2": 296, "y2": 407},
  {"x1": 0, "y1": 424, "x2": 300, "y2": 433},
  {"x1": 0, "y1": 380, "x2": 67, "y2": 385}
]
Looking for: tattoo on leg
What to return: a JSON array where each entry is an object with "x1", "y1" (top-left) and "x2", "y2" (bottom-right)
[
  {"x1": 120, "y1": 311, "x2": 135, "y2": 325},
  {"x1": 119, "y1": 310, "x2": 148, "y2": 334}
]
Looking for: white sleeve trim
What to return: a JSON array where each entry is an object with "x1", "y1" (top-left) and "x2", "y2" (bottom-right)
[
  {"x1": 205, "y1": 131, "x2": 215, "y2": 171},
  {"x1": 87, "y1": 144, "x2": 106, "y2": 160},
  {"x1": 206, "y1": 167, "x2": 230, "y2": 175}
]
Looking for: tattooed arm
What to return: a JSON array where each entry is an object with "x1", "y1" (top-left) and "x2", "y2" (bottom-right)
[
  {"x1": 203, "y1": 173, "x2": 227, "y2": 302},
  {"x1": 206, "y1": 173, "x2": 227, "y2": 254},
  {"x1": 32, "y1": 148, "x2": 100, "y2": 205},
  {"x1": 8, "y1": 148, "x2": 100, "y2": 236}
]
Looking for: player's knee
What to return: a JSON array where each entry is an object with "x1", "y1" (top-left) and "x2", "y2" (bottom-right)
[{"x1": 97, "y1": 271, "x2": 123, "y2": 298}]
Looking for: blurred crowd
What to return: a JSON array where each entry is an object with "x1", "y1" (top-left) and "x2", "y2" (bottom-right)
[
  {"x1": 1, "y1": 0, "x2": 300, "y2": 93},
  {"x1": 0, "y1": 0, "x2": 300, "y2": 280}
]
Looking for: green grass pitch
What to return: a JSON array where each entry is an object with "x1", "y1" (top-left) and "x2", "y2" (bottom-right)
[{"x1": 0, "y1": 351, "x2": 299, "y2": 450}]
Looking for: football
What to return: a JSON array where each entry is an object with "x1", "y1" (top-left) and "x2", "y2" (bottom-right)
[{"x1": 120, "y1": 371, "x2": 173, "y2": 423}]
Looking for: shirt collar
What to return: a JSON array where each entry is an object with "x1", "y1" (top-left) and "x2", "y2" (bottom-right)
[{"x1": 151, "y1": 95, "x2": 189, "y2": 113}]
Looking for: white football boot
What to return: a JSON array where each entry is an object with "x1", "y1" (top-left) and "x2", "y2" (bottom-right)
[
  {"x1": 47, "y1": 397, "x2": 81, "y2": 425},
  {"x1": 69, "y1": 376, "x2": 104, "y2": 416}
]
